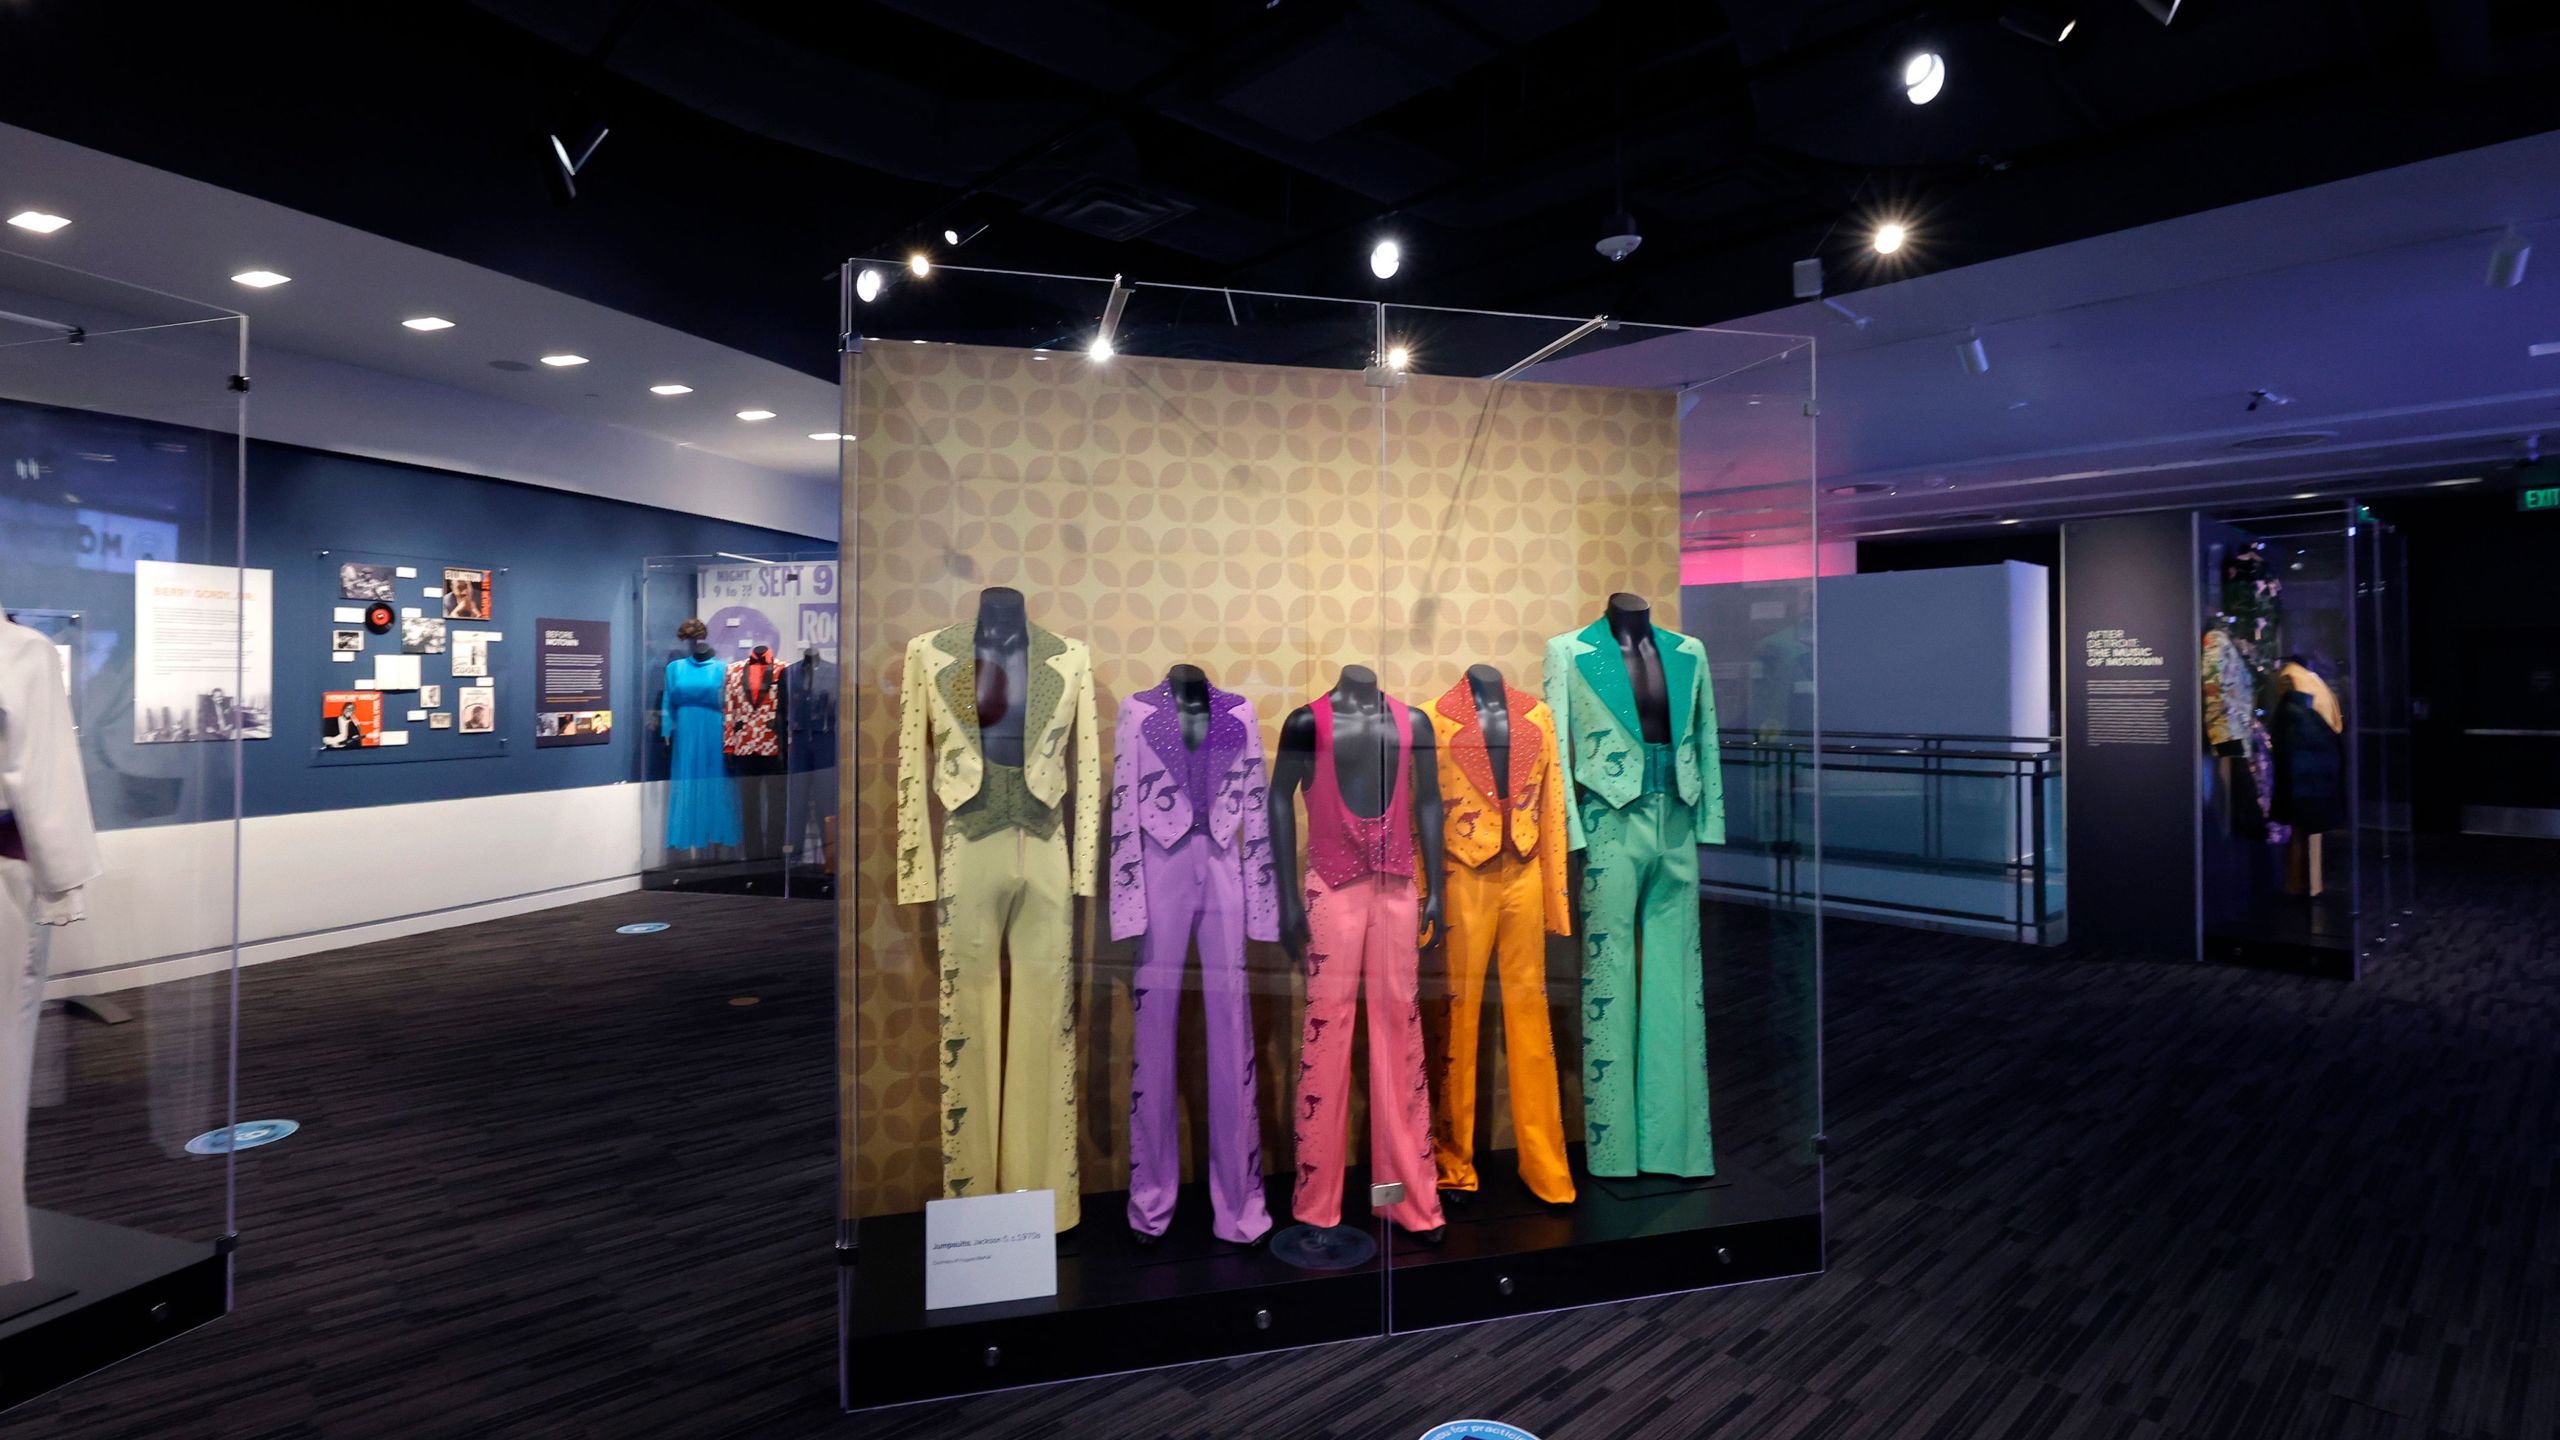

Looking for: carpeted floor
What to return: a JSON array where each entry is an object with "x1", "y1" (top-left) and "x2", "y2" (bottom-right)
[{"x1": 13, "y1": 838, "x2": 2554, "y2": 1439}]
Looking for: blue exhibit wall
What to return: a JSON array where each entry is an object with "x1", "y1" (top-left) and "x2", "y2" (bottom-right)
[{"x1": 245, "y1": 442, "x2": 826, "y2": 821}]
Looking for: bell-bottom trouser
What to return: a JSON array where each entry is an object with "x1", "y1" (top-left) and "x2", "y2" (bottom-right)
[
  {"x1": 937, "y1": 825, "x2": 1080, "y2": 1231},
  {"x1": 1127, "y1": 832, "x2": 1273, "y2": 1244},
  {"x1": 1433, "y1": 850, "x2": 1575, "y2": 1204},
  {"x1": 0, "y1": 861, "x2": 45, "y2": 1283},
  {"x1": 1291, "y1": 870, "x2": 1444, "y2": 1234},
  {"x1": 1578, "y1": 791, "x2": 1715, "y2": 1178}
]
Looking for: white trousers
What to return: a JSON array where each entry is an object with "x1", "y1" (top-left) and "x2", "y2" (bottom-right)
[{"x1": 0, "y1": 859, "x2": 45, "y2": 1284}]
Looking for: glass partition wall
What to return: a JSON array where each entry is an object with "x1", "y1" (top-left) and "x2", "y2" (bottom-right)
[
  {"x1": 0, "y1": 250, "x2": 244, "y2": 1406},
  {"x1": 836, "y1": 264, "x2": 1821, "y2": 1406}
]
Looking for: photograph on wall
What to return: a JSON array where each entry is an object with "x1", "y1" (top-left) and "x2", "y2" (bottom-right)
[
  {"x1": 338, "y1": 562, "x2": 397, "y2": 602},
  {"x1": 420, "y1": 683, "x2": 442, "y2": 708},
  {"x1": 449, "y1": 629, "x2": 491, "y2": 678},
  {"x1": 331, "y1": 629, "x2": 366, "y2": 653},
  {"x1": 402, "y1": 615, "x2": 446, "y2": 654},
  {"x1": 320, "y1": 690, "x2": 382, "y2": 750},
  {"x1": 429, "y1": 712, "x2": 453, "y2": 731},
  {"x1": 534, "y1": 616, "x2": 611, "y2": 748},
  {"x1": 442, "y1": 567, "x2": 493, "y2": 621},
  {"x1": 696, "y1": 560, "x2": 838, "y2": 662},
  {"x1": 134, "y1": 558, "x2": 274, "y2": 742},
  {"x1": 457, "y1": 687, "x2": 496, "y2": 734}
]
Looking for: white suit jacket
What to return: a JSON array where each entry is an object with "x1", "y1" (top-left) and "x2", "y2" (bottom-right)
[{"x1": 0, "y1": 605, "x2": 101, "y2": 923}]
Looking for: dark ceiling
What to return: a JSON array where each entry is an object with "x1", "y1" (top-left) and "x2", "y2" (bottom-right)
[{"x1": 3, "y1": 0, "x2": 2558, "y2": 379}]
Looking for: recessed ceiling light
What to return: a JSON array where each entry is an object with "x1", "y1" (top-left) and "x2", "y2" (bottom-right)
[
  {"x1": 1370, "y1": 239, "x2": 1401, "y2": 280},
  {"x1": 402, "y1": 316, "x2": 455, "y2": 331},
  {"x1": 854, "y1": 267, "x2": 884, "y2": 303},
  {"x1": 2291, "y1": 492, "x2": 2320, "y2": 500},
  {"x1": 809, "y1": 431, "x2": 845, "y2": 441},
  {"x1": 539, "y1": 353, "x2": 589, "y2": 367},
  {"x1": 230, "y1": 270, "x2": 291, "y2": 289},
  {"x1": 649, "y1": 384, "x2": 693, "y2": 396},
  {"x1": 737, "y1": 409, "x2": 776, "y2": 421},
  {"x1": 1873, "y1": 222, "x2": 1908, "y2": 255},
  {"x1": 7, "y1": 211, "x2": 69, "y2": 234},
  {"x1": 908, "y1": 253, "x2": 932, "y2": 278},
  {"x1": 2428, "y1": 476, "x2": 2484, "y2": 487},
  {"x1": 1902, "y1": 52, "x2": 1945, "y2": 105},
  {"x1": 1997, "y1": 517, "x2": 2024, "y2": 525}
]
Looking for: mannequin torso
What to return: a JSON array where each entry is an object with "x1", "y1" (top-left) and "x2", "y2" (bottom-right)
[
  {"x1": 974, "y1": 586, "x2": 1031, "y2": 766},
  {"x1": 1607, "y1": 592, "x2": 1673, "y2": 744},
  {"x1": 1167, "y1": 663, "x2": 1212, "y2": 751},
  {"x1": 1465, "y1": 663, "x2": 1512, "y2": 799}
]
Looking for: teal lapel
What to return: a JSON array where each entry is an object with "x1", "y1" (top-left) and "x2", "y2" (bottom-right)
[
  {"x1": 1572, "y1": 617, "x2": 1641, "y2": 743},
  {"x1": 929, "y1": 622, "x2": 980, "y2": 758},
  {"x1": 1655, "y1": 625, "x2": 1699, "y2": 752}
]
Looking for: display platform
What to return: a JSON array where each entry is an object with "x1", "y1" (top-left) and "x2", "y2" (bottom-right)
[
  {"x1": 0, "y1": 1211, "x2": 227, "y2": 1413},
  {"x1": 639, "y1": 859, "x2": 834, "y2": 900},
  {"x1": 2204, "y1": 894, "x2": 2356, "y2": 978}
]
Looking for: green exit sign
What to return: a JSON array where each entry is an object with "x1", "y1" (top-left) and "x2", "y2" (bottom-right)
[{"x1": 2523, "y1": 486, "x2": 2560, "y2": 512}]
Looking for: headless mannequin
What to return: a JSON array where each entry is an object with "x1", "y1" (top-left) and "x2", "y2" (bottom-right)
[
  {"x1": 1465, "y1": 664, "x2": 1512, "y2": 800},
  {"x1": 974, "y1": 587, "x2": 1031, "y2": 766},
  {"x1": 1167, "y1": 663, "x2": 1212, "y2": 750},
  {"x1": 1607, "y1": 592, "x2": 1674, "y2": 743},
  {"x1": 1269, "y1": 665, "x2": 1446, "y2": 959},
  {"x1": 690, "y1": 638, "x2": 715, "y2": 662}
]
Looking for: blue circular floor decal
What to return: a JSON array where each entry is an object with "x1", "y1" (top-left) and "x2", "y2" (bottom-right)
[
  {"x1": 1419, "y1": 1424, "x2": 1541, "y2": 1440},
  {"x1": 186, "y1": 1119, "x2": 300, "y2": 1155},
  {"x1": 616, "y1": 922, "x2": 671, "y2": 935}
]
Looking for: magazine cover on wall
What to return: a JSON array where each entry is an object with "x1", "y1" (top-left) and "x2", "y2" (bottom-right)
[
  {"x1": 134, "y1": 558, "x2": 273, "y2": 742},
  {"x1": 312, "y1": 549, "x2": 504, "y2": 765}
]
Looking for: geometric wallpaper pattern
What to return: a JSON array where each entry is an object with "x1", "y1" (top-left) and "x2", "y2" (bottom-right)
[{"x1": 839, "y1": 342, "x2": 1678, "y2": 1217}]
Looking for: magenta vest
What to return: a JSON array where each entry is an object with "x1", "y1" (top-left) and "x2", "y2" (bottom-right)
[{"x1": 1305, "y1": 692, "x2": 1416, "y2": 887}]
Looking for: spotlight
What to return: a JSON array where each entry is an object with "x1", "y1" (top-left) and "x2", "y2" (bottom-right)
[
  {"x1": 1090, "y1": 273, "x2": 1132, "y2": 362},
  {"x1": 1595, "y1": 213, "x2": 1642, "y2": 263},
  {"x1": 2132, "y1": 0, "x2": 2181, "y2": 24},
  {"x1": 736, "y1": 409, "x2": 776, "y2": 421},
  {"x1": 1999, "y1": 9, "x2": 2076, "y2": 46},
  {"x1": 539, "y1": 353, "x2": 590, "y2": 367},
  {"x1": 1087, "y1": 335, "x2": 1115, "y2": 362},
  {"x1": 1792, "y1": 257, "x2": 1825, "y2": 299},
  {"x1": 1958, "y1": 333, "x2": 1991, "y2": 375},
  {"x1": 6, "y1": 211, "x2": 69, "y2": 234},
  {"x1": 1386, "y1": 345, "x2": 1410, "y2": 371},
  {"x1": 1370, "y1": 238, "x2": 1401, "y2": 279},
  {"x1": 908, "y1": 252, "x2": 932, "y2": 278},
  {"x1": 649, "y1": 384, "x2": 693, "y2": 396},
  {"x1": 402, "y1": 316, "x2": 455, "y2": 331},
  {"x1": 2488, "y1": 228, "x2": 2531, "y2": 290},
  {"x1": 1902, "y1": 51, "x2": 1946, "y2": 105},
  {"x1": 231, "y1": 270, "x2": 291, "y2": 289},
  {"x1": 943, "y1": 228, "x2": 960, "y2": 246},
  {"x1": 855, "y1": 267, "x2": 885, "y2": 303},
  {"x1": 1873, "y1": 222, "x2": 1908, "y2": 255}
]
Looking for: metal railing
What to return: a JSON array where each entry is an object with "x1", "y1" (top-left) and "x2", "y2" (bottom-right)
[{"x1": 1707, "y1": 729, "x2": 2064, "y2": 944}]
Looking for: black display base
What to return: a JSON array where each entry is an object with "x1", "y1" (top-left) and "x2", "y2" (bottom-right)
[
  {"x1": 0, "y1": 1209, "x2": 227, "y2": 1414},
  {"x1": 0, "y1": 1279, "x2": 75, "y2": 1326},
  {"x1": 841, "y1": 1149, "x2": 1817, "y2": 1409},
  {"x1": 639, "y1": 859, "x2": 833, "y2": 899},
  {"x1": 2206, "y1": 891, "x2": 2357, "y2": 979}
]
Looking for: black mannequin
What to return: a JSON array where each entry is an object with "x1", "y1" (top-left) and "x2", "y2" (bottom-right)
[
  {"x1": 974, "y1": 586, "x2": 1031, "y2": 766},
  {"x1": 1166, "y1": 663, "x2": 1213, "y2": 750},
  {"x1": 1606, "y1": 592, "x2": 1673, "y2": 743},
  {"x1": 1269, "y1": 665, "x2": 1446, "y2": 960},
  {"x1": 1465, "y1": 663, "x2": 1512, "y2": 798},
  {"x1": 690, "y1": 639, "x2": 715, "y2": 661}
]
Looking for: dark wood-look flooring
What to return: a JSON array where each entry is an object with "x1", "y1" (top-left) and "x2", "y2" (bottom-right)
[{"x1": 17, "y1": 839, "x2": 2557, "y2": 1438}]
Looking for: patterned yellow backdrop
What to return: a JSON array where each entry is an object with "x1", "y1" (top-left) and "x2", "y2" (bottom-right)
[{"x1": 839, "y1": 341, "x2": 1678, "y2": 1218}]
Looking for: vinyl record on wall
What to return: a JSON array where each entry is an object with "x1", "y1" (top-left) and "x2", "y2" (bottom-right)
[{"x1": 365, "y1": 602, "x2": 396, "y2": 634}]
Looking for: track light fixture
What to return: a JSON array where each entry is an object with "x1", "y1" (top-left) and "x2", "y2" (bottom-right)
[
  {"x1": 1873, "y1": 222, "x2": 1909, "y2": 255},
  {"x1": 548, "y1": 124, "x2": 610, "y2": 200},
  {"x1": 1999, "y1": 9, "x2": 2076, "y2": 46},
  {"x1": 941, "y1": 223, "x2": 988, "y2": 248},
  {"x1": 1091, "y1": 274, "x2": 1133, "y2": 361},
  {"x1": 2488, "y1": 228, "x2": 2531, "y2": 290},
  {"x1": 1595, "y1": 212, "x2": 1642, "y2": 263},
  {"x1": 1958, "y1": 332, "x2": 1990, "y2": 375},
  {"x1": 1903, "y1": 51, "x2": 1946, "y2": 105},
  {"x1": 908, "y1": 252, "x2": 932, "y2": 278},
  {"x1": 1370, "y1": 238, "x2": 1401, "y2": 280},
  {"x1": 1792, "y1": 257, "x2": 1825, "y2": 299},
  {"x1": 2132, "y1": 0, "x2": 2181, "y2": 23}
]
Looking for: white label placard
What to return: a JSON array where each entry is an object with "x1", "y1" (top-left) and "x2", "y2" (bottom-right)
[
  {"x1": 401, "y1": 606, "x2": 422, "y2": 620},
  {"x1": 421, "y1": 586, "x2": 442, "y2": 598},
  {"x1": 379, "y1": 730, "x2": 410, "y2": 746},
  {"x1": 406, "y1": 710, "x2": 428, "y2": 722},
  {"x1": 394, "y1": 566, "x2": 418, "y2": 578},
  {"x1": 353, "y1": 680, "x2": 378, "y2": 691},
  {"x1": 924, "y1": 1190, "x2": 1056, "y2": 1311},
  {"x1": 476, "y1": 676, "x2": 494, "y2": 687},
  {"x1": 332, "y1": 652, "x2": 356, "y2": 664},
  {"x1": 334, "y1": 606, "x2": 365, "y2": 623}
]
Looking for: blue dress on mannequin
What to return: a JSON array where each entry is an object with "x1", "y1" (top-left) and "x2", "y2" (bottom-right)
[{"x1": 663, "y1": 654, "x2": 742, "y2": 849}]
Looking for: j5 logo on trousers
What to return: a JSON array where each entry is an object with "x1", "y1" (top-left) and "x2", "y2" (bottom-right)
[{"x1": 1419, "y1": 1423, "x2": 1542, "y2": 1440}]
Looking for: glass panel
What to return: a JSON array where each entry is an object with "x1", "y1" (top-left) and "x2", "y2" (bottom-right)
[
  {"x1": 2352, "y1": 503, "x2": 2415, "y2": 958},
  {"x1": 1376, "y1": 308, "x2": 1824, "y2": 1323},
  {"x1": 2198, "y1": 506, "x2": 2360, "y2": 977},
  {"x1": 637, "y1": 551, "x2": 842, "y2": 898},
  {"x1": 0, "y1": 248, "x2": 243, "y2": 1401},
  {"x1": 837, "y1": 265, "x2": 1390, "y2": 1405}
]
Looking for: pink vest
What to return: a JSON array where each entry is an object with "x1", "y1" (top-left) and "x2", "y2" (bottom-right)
[{"x1": 1306, "y1": 693, "x2": 1416, "y2": 887}]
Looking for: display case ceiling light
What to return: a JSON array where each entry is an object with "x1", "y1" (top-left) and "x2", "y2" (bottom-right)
[
  {"x1": 6, "y1": 210, "x2": 69, "y2": 233},
  {"x1": 230, "y1": 269, "x2": 291, "y2": 288},
  {"x1": 736, "y1": 409, "x2": 776, "y2": 421},
  {"x1": 649, "y1": 383, "x2": 693, "y2": 395},
  {"x1": 539, "y1": 353, "x2": 589, "y2": 367},
  {"x1": 402, "y1": 316, "x2": 455, "y2": 331}
]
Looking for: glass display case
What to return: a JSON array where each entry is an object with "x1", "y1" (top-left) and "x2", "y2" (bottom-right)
[
  {"x1": 2198, "y1": 504, "x2": 2373, "y2": 976},
  {"x1": 637, "y1": 552, "x2": 841, "y2": 898},
  {"x1": 0, "y1": 249, "x2": 244, "y2": 1406},
  {"x1": 834, "y1": 263, "x2": 1823, "y2": 1406}
]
